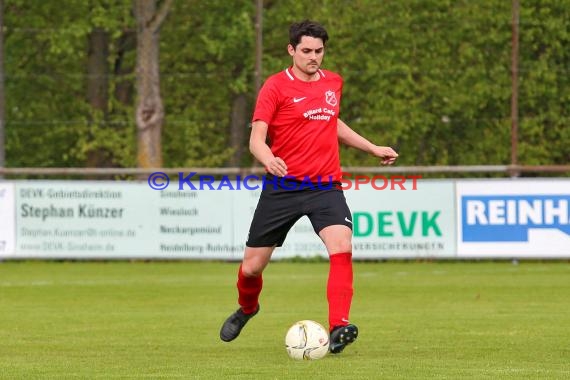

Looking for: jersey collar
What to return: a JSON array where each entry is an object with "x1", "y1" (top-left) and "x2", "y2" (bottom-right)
[{"x1": 285, "y1": 67, "x2": 326, "y2": 81}]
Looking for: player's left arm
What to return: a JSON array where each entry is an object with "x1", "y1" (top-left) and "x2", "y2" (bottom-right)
[{"x1": 337, "y1": 118, "x2": 398, "y2": 165}]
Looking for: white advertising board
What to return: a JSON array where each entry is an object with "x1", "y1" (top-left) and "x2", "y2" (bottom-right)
[
  {"x1": 456, "y1": 180, "x2": 570, "y2": 258},
  {"x1": 14, "y1": 181, "x2": 236, "y2": 259},
  {"x1": 0, "y1": 182, "x2": 16, "y2": 257},
  {"x1": 11, "y1": 178, "x2": 569, "y2": 259},
  {"x1": 345, "y1": 180, "x2": 455, "y2": 258},
  {"x1": 11, "y1": 178, "x2": 456, "y2": 259}
]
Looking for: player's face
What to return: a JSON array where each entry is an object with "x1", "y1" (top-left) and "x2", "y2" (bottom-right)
[{"x1": 288, "y1": 36, "x2": 325, "y2": 78}]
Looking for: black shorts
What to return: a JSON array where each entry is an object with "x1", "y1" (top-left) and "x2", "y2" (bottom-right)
[{"x1": 245, "y1": 176, "x2": 353, "y2": 247}]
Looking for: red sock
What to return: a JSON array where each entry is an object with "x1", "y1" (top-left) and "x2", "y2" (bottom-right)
[
  {"x1": 327, "y1": 252, "x2": 353, "y2": 331},
  {"x1": 237, "y1": 264, "x2": 263, "y2": 314}
]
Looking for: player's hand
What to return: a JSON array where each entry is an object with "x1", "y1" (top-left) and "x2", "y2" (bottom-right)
[
  {"x1": 372, "y1": 146, "x2": 398, "y2": 165},
  {"x1": 265, "y1": 157, "x2": 288, "y2": 177}
]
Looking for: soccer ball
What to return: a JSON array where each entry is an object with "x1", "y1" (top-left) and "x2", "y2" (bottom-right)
[{"x1": 285, "y1": 320, "x2": 330, "y2": 360}]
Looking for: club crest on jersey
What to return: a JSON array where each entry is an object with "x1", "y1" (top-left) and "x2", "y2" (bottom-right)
[{"x1": 325, "y1": 90, "x2": 337, "y2": 107}]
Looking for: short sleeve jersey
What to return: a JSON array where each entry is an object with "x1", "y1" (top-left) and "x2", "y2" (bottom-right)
[{"x1": 252, "y1": 67, "x2": 343, "y2": 183}]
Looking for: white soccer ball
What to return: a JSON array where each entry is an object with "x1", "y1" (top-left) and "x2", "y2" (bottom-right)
[{"x1": 285, "y1": 320, "x2": 330, "y2": 360}]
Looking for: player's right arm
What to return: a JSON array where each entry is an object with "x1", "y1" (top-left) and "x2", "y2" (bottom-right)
[{"x1": 250, "y1": 120, "x2": 288, "y2": 177}]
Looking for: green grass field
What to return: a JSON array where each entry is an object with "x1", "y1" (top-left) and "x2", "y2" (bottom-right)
[{"x1": 0, "y1": 261, "x2": 569, "y2": 379}]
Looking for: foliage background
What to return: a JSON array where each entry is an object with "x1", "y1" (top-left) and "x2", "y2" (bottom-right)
[{"x1": 3, "y1": 0, "x2": 569, "y2": 172}]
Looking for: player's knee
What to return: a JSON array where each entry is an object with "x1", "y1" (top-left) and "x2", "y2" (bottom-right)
[
  {"x1": 241, "y1": 263, "x2": 264, "y2": 278},
  {"x1": 327, "y1": 240, "x2": 352, "y2": 255}
]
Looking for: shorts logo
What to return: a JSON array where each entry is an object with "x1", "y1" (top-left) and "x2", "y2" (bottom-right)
[
  {"x1": 344, "y1": 217, "x2": 353, "y2": 224},
  {"x1": 325, "y1": 90, "x2": 337, "y2": 107}
]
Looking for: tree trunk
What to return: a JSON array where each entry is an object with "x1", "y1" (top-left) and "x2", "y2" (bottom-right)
[
  {"x1": 86, "y1": 27, "x2": 109, "y2": 168},
  {"x1": 114, "y1": 30, "x2": 136, "y2": 105},
  {"x1": 228, "y1": 93, "x2": 248, "y2": 166},
  {"x1": 134, "y1": 0, "x2": 173, "y2": 168}
]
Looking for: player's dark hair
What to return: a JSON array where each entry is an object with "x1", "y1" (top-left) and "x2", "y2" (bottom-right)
[{"x1": 289, "y1": 20, "x2": 329, "y2": 49}]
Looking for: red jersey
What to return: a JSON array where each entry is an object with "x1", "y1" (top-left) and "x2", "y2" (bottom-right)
[{"x1": 252, "y1": 67, "x2": 343, "y2": 183}]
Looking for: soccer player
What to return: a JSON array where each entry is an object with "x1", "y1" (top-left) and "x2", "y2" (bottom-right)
[{"x1": 220, "y1": 20, "x2": 398, "y2": 354}]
